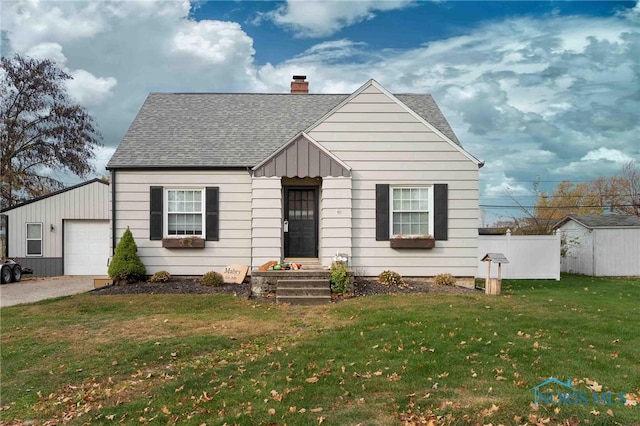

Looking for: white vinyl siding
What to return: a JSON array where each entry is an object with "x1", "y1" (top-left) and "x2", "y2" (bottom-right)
[
  {"x1": 26, "y1": 223, "x2": 42, "y2": 256},
  {"x1": 112, "y1": 170, "x2": 252, "y2": 276},
  {"x1": 166, "y1": 189, "x2": 203, "y2": 236},
  {"x1": 309, "y1": 83, "x2": 480, "y2": 277},
  {"x1": 320, "y1": 177, "x2": 353, "y2": 265},
  {"x1": 251, "y1": 177, "x2": 282, "y2": 269}
]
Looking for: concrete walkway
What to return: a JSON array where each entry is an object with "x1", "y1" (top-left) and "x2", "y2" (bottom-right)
[{"x1": 0, "y1": 276, "x2": 96, "y2": 307}]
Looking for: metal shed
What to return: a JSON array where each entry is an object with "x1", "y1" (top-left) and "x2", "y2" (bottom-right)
[{"x1": 0, "y1": 179, "x2": 110, "y2": 277}]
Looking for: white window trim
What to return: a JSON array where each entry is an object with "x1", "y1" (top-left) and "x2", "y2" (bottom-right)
[
  {"x1": 163, "y1": 188, "x2": 205, "y2": 238},
  {"x1": 389, "y1": 186, "x2": 434, "y2": 238},
  {"x1": 26, "y1": 222, "x2": 43, "y2": 257}
]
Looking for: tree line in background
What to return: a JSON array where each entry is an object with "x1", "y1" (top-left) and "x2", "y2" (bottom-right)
[{"x1": 507, "y1": 161, "x2": 640, "y2": 234}]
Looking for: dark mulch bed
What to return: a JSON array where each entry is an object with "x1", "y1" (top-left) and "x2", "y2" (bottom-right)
[{"x1": 92, "y1": 276, "x2": 479, "y2": 300}]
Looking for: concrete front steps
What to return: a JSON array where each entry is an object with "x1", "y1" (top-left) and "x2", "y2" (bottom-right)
[
  {"x1": 250, "y1": 264, "x2": 332, "y2": 305},
  {"x1": 276, "y1": 278, "x2": 331, "y2": 305}
]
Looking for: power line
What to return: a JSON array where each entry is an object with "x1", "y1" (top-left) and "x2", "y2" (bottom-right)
[{"x1": 480, "y1": 204, "x2": 637, "y2": 209}]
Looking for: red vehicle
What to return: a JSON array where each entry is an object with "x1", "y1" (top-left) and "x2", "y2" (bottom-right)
[{"x1": 1, "y1": 258, "x2": 33, "y2": 284}]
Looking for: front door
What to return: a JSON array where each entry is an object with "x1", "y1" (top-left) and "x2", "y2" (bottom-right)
[{"x1": 284, "y1": 187, "x2": 318, "y2": 258}]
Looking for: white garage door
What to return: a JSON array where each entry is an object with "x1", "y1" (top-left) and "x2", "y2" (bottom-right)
[{"x1": 64, "y1": 220, "x2": 110, "y2": 275}]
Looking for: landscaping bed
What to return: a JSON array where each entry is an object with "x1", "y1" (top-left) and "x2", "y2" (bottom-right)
[{"x1": 92, "y1": 276, "x2": 478, "y2": 299}]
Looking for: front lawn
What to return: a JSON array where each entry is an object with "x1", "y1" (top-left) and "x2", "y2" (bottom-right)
[{"x1": 1, "y1": 275, "x2": 638, "y2": 425}]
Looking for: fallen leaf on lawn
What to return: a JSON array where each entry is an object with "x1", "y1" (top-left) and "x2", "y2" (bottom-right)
[
  {"x1": 268, "y1": 408, "x2": 276, "y2": 415},
  {"x1": 310, "y1": 407, "x2": 323, "y2": 412},
  {"x1": 624, "y1": 393, "x2": 638, "y2": 406},
  {"x1": 175, "y1": 385, "x2": 184, "y2": 393},
  {"x1": 388, "y1": 372, "x2": 401, "y2": 381},
  {"x1": 298, "y1": 408, "x2": 307, "y2": 413},
  {"x1": 590, "y1": 409, "x2": 600, "y2": 416},
  {"x1": 306, "y1": 377, "x2": 319, "y2": 383},
  {"x1": 479, "y1": 403, "x2": 499, "y2": 418},
  {"x1": 606, "y1": 409, "x2": 614, "y2": 417},
  {"x1": 161, "y1": 406, "x2": 171, "y2": 415},
  {"x1": 584, "y1": 378, "x2": 602, "y2": 392}
]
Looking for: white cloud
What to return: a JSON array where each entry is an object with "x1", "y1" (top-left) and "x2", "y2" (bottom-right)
[
  {"x1": 172, "y1": 20, "x2": 255, "y2": 65},
  {"x1": 65, "y1": 70, "x2": 117, "y2": 106},
  {"x1": 261, "y1": 0, "x2": 415, "y2": 38},
  {"x1": 582, "y1": 147, "x2": 633, "y2": 163},
  {"x1": 24, "y1": 42, "x2": 117, "y2": 106}
]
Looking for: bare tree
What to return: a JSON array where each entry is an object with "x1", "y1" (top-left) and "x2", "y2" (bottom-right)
[{"x1": 1, "y1": 54, "x2": 102, "y2": 209}]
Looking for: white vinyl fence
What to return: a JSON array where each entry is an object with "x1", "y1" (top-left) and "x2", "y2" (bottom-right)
[{"x1": 478, "y1": 230, "x2": 561, "y2": 280}]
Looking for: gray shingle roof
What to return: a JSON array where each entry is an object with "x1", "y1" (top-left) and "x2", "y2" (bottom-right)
[
  {"x1": 107, "y1": 91, "x2": 461, "y2": 169},
  {"x1": 559, "y1": 214, "x2": 640, "y2": 228}
]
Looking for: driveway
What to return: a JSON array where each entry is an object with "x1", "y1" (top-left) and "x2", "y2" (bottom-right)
[{"x1": 0, "y1": 276, "x2": 96, "y2": 307}]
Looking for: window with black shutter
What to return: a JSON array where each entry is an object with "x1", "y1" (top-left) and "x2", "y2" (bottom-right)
[{"x1": 375, "y1": 183, "x2": 448, "y2": 245}]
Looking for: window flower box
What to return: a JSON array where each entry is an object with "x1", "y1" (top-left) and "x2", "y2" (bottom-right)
[
  {"x1": 390, "y1": 237, "x2": 435, "y2": 249},
  {"x1": 162, "y1": 237, "x2": 205, "y2": 248}
]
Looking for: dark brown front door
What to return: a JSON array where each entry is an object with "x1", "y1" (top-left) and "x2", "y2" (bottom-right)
[{"x1": 284, "y1": 187, "x2": 318, "y2": 258}]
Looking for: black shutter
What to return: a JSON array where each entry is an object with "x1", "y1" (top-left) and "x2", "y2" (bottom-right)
[
  {"x1": 149, "y1": 186, "x2": 163, "y2": 240},
  {"x1": 206, "y1": 187, "x2": 219, "y2": 241},
  {"x1": 434, "y1": 184, "x2": 448, "y2": 241},
  {"x1": 375, "y1": 184, "x2": 390, "y2": 241}
]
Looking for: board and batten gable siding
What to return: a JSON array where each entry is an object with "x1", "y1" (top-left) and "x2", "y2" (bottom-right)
[
  {"x1": 309, "y1": 84, "x2": 479, "y2": 277},
  {"x1": 3, "y1": 180, "x2": 109, "y2": 276},
  {"x1": 112, "y1": 170, "x2": 252, "y2": 275}
]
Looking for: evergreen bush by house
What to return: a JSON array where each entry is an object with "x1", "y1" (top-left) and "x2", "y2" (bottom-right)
[{"x1": 108, "y1": 227, "x2": 146, "y2": 285}]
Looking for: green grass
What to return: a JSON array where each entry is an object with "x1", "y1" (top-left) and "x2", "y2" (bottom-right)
[{"x1": 1, "y1": 275, "x2": 639, "y2": 425}]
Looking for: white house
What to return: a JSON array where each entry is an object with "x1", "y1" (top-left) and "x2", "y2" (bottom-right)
[
  {"x1": 555, "y1": 214, "x2": 640, "y2": 276},
  {"x1": 0, "y1": 179, "x2": 110, "y2": 276},
  {"x1": 106, "y1": 77, "x2": 483, "y2": 279}
]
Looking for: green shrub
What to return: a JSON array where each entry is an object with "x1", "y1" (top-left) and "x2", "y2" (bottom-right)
[
  {"x1": 150, "y1": 271, "x2": 171, "y2": 283},
  {"x1": 202, "y1": 271, "x2": 225, "y2": 287},
  {"x1": 108, "y1": 227, "x2": 146, "y2": 285},
  {"x1": 434, "y1": 273, "x2": 456, "y2": 286},
  {"x1": 378, "y1": 270, "x2": 403, "y2": 286},
  {"x1": 330, "y1": 262, "x2": 350, "y2": 294}
]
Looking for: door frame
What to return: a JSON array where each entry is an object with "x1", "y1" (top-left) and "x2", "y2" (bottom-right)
[{"x1": 283, "y1": 186, "x2": 319, "y2": 258}]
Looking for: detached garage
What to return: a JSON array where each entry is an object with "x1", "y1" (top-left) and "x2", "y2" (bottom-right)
[{"x1": 0, "y1": 179, "x2": 110, "y2": 277}]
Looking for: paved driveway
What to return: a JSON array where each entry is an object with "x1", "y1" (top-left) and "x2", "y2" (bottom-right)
[{"x1": 0, "y1": 276, "x2": 96, "y2": 307}]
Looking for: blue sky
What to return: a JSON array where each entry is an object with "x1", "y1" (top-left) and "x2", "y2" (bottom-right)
[{"x1": 2, "y1": 0, "x2": 639, "y2": 224}]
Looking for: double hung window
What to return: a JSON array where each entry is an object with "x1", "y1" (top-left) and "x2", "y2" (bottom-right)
[
  {"x1": 26, "y1": 223, "x2": 43, "y2": 256},
  {"x1": 167, "y1": 189, "x2": 203, "y2": 236},
  {"x1": 391, "y1": 187, "x2": 432, "y2": 237}
]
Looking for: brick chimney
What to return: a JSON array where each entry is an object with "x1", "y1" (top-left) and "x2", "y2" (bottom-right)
[{"x1": 290, "y1": 75, "x2": 309, "y2": 94}]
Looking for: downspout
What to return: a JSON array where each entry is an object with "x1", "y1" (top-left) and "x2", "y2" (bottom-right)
[{"x1": 111, "y1": 170, "x2": 116, "y2": 256}]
